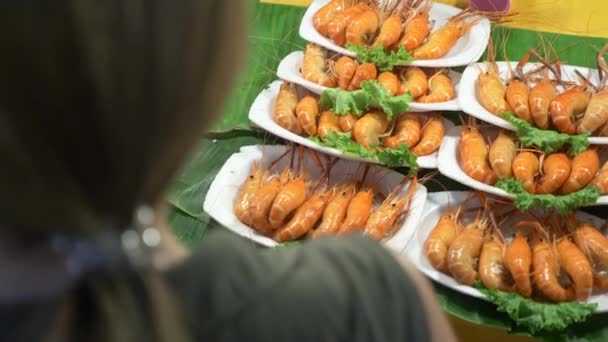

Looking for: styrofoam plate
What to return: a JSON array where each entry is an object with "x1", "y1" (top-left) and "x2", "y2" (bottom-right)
[
  {"x1": 277, "y1": 51, "x2": 462, "y2": 112},
  {"x1": 437, "y1": 125, "x2": 608, "y2": 205},
  {"x1": 299, "y1": 0, "x2": 490, "y2": 67},
  {"x1": 203, "y1": 144, "x2": 428, "y2": 252},
  {"x1": 459, "y1": 62, "x2": 608, "y2": 144},
  {"x1": 249, "y1": 80, "x2": 455, "y2": 169},
  {"x1": 404, "y1": 191, "x2": 608, "y2": 311}
]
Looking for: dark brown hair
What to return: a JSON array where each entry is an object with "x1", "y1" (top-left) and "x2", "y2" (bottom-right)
[{"x1": 0, "y1": 0, "x2": 246, "y2": 341}]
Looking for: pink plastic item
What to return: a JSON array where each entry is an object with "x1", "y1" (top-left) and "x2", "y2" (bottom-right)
[{"x1": 469, "y1": 0, "x2": 511, "y2": 12}]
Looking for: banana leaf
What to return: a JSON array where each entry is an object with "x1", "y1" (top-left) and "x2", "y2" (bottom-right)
[{"x1": 209, "y1": 1, "x2": 307, "y2": 133}]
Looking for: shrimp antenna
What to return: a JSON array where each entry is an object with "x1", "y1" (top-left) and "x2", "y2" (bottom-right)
[{"x1": 596, "y1": 42, "x2": 608, "y2": 89}]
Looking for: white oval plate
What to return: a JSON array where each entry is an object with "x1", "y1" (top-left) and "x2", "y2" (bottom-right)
[
  {"x1": 403, "y1": 191, "x2": 608, "y2": 312},
  {"x1": 203, "y1": 144, "x2": 427, "y2": 252},
  {"x1": 299, "y1": 0, "x2": 490, "y2": 67},
  {"x1": 277, "y1": 51, "x2": 463, "y2": 112},
  {"x1": 437, "y1": 125, "x2": 608, "y2": 205},
  {"x1": 249, "y1": 80, "x2": 455, "y2": 169},
  {"x1": 459, "y1": 61, "x2": 608, "y2": 144}
]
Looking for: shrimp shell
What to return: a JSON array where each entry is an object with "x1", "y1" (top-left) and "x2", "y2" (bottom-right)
[
  {"x1": 318, "y1": 111, "x2": 342, "y2": 138},
  {"x1": 573, "y1": 224, "x2": 608, "y2": 291},
  {"x1": 557, "y1": 238, "x2": 594, "y2": 301},
  {"x1": 274, "y1": 82, "x2": 304, "y2": 135},
  {"x1": 477, "y1": 63, "x2": 511, "y2": 116},
  {"x1": 326, "y1": 3, "x2": 369, "y2": 46},
  {"x1": 425, "y1": 210, "x2": 462, "y2": 273},
  {"x1": 273, "y1": 188, "x2": 333, "y2": 242},
  {"x1": 398, "y1": 67, "x2": 428, "y2": 98},
  {"x1": 531, "y1": 231, "x2": 575, "y2": 302},
  {"x1": 535, "y1": 153, "x2": 571, "y2": 194},
  {"x1": 506, "y1": 79, "x2": 532, "y2": 123},
  {"x1": 591, "y1": 160, "x2": 608, "y2": 194},
  {"x1": 352, "y1": 111, "x2": 389, "y2": 148},
  {"x1": 295, "y1": 96, "x2": 320, "y2": 136},
  {"x1": 377, "y1": 71, "x2": 400, "y2": 96},
  {"x1": 345, "y1": 9, "x2": 379, "y2": 46},
  {"x1": 384, "y1": 113, "x2": 421, "y2": 149},
  {"x1": 348, "y1": 63, "x2": 377, "y2": 90},
  {"x1": 338, "y1": 186, "x2": 374, "y2": 234},
  {"x1": 399, "y1": 5, "x2": 430, "y2": 51},
  {"x1": 364, "y1": 178, "x2": 417, "y2": 240},
  {"x1": 550, "y1": 85, "x2": 592, "y2": 135},
  {"x1": 313, "y1": 0, "x2": 355, "y2": 36},
  {"x1": 373, "y1": 13, "x2": 404, "y2": 48},
  {"x1": 559, "y1": 148, "x2": 599, "y2": 194},
  {"x1": 249, "y1": 176, "x2": 285, "y2": 234},
  {"x1": 412, "y1": 12, "x2": 480, "y2": 60},
  {"x1": 529, "y1": 77, "x2": 558, "y2": 130},
  {"x1": 234, "y1": 162, "x2": 265, "y2": 226},
  {"x1": 411, "y1": 114, "x2": 444, "y2": 156},
  {"x1": 488, "y1": 130, "x2": 516, "y2": 180},
  {"x1": 479, "y1": 239, "x2": 514, "y2": 292},
  {"x1": 578, "y1": 89, "x2": 608, "y2": 134},
  {"x1": 302, "y1": 43, "x2": 338, "y2": 87},
  {"x1": 505, "y1": 230, "x2": 533, "y2": 298},
  {"x1": 268, "y1": 175, "x2": 309, "y2": 229},
  {"x1": 512, "y1": 151, "x2": 539, "y2": 194},
  {"x1": 417, "y1": 72, "x2": 455, "y2": 103},
  {"x1": 447, "y1": 218, "x2": 487, "y2": 286},
  {"x1": 333, "y1": 56, "x2": 358, "y2": 90},
  {"x1": 312, "y1": 184, "x2": 356, "y2": 237},
  {"x1": 460, "y1": 125, "x2": 497, "y2": 185}
]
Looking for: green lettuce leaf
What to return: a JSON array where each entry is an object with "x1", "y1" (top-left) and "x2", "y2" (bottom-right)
[
  {"x1": 309, "y1": 130, "x2": 418, "y2": 172},
  {"x1": 495, "y1": 178, "x2": 601, "y2": 215},
  {"x1": 319, "y1": 80, "x2": 411, "y2": 119},
  {"x1": 475, "y1": 281, "x2": 597, "y2": 334},
  {"x1": 346, "y1": 43, "x2": 414, "y2": 71},
  {"x1": 503, "y1": 112, "x2": 590, "y2": 156}
]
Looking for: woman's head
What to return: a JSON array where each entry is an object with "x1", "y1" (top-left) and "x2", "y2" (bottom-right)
[
  {"x1": 0, "y1": 1, "x2": 246, "y2": 341},
  {"x1": 0, "y1": 0, "x2": 246, "y2": 232}
]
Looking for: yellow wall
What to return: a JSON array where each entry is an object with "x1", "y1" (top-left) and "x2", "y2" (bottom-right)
[{"x1": 262, "y1": 0, "x2": 608, "y2": 38}]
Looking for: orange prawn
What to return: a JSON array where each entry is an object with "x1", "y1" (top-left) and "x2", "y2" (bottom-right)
[
  {"x1": 512, "y1": 151, "x2": 539, "y2": 194},
  {"x1": 268, "y1": 171, "x2": 310, "y2": 229},
  {"x1": 373, "y1": 10, "x2": 404, "y2": 48},
  {"x1": 312, "y1": 183, "x2": 356, "y2": 237},
  {"x1": 377, "y1": 71, "x2": 400, "y2": 96},
  {"x1": 313, "y1": 0, "x2": 355, "y2": 36},
  {"x1": 326, "y1": 3, "x2": 369, "y2": 46},
  {"x1": 460, "y1": 121, "x2": 497, "y2": 185},
  {"x1": 338, "y1": 185, "x2": 374, "y2": 234},
  {"x1": 345, "y1": 8, "x2": 379, "y2": 46},
  {"x1": 559, "y1": 148, "x2": 599, "y2": 194},
  {"x1": 479, "y1": 215, "x2": 514, "y2": 292},
  {"x1": 330, "y1": 56, "x2": 358, "y2": 90},
  {"x1": 352, "y1": 111, "x2": 389, "y2": 149},
  {"x1": 505, "y1": 228, "x2": 533, "y2": 298},
  {"x1": 295, "y1": 96, "x2": 320, "y2": 136},
  {"x1": 274, "y1": 82, "x2": 304, "y2": 135},
  {"x1": 556, "y1": 236, "x2": 594, "y2": 301},
  {"x1": 535, "y1": 153, "x2": 571, "y2": 194},
  {"x1": 411, "y1": 113, "x2": 444, "y2": 156},
  {"x1": 348, "y1": 63, "x2": 377, "y2": 90},
  {"x1": 234, "y1": 161, "x2": 266, "y2": 226},
  {"x1": 477, "y1": 39, "x2": 511, "y2": 116},
  {"x1": 417, "y1": 71, "x2": 455, "y2": 103},
  {"x1": 573, "y1": 223, "x2": 608, "y2": 291},
  {"x1": 399, "y1": 0, "x2": 431, "y2": 51},
  {"x1": 339, "y1": 113, "x2": 358, "y2": 132},
  {"x1": 529, "y1": 221, "x2": 575, "y2": 302},
  {"x1": 425, "y1": 205, "x2": 464, "y2": 273},
  {"x1": 528, "y1": 50, "x2": 559, "y2": 129},
  {"x1": 302, "y1": 43, "x2": 338, "y2": 87},
  {"x1": 318, "y1": 111, "x2": 342, "y2": 138},
  {"x1": 488, "y1": 130, "x2": 516, "y2": 180},
  {"x1": 384, "y1": 113, "x2": 421, "y2": 149},
  {"x1": 413, "y1": 10, "x2": 488, "y2": 60},
  {"x1": 274, "y1": 187, "x2": 334, "y2": 242},
  {"x1": 505, "y1": 52, "x2": 532, "y2": 123},
  {"x1": 591, "y1": 160, "x2": 608, "y2": 194},
  {"x1": 398, "y1": 67, "x2": 428, "y2": 98},
  {"x1": 249, "y1": 172, "x2": 289, "y2": 234},
  {"x1": 447, "y1": 214, "x2": 488, "y2": 286},
  {"x1": 550, "y1": 82, "x2": 592, "y2": 135},
  {"x1": 578, "y1": 43, "x2": 608, "y2": 134},
  {"x1": 364, "y1": 176, "x2": 418, "y2": 240}
]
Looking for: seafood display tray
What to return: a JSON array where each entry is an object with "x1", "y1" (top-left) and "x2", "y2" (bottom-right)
[
  {"x1": 459, "y1": 62, "x2": 608, "y2": 144},
  {"x1": 277, "y1": 51, "x2": 463, "y2": 112},
  {"x1": 249, "y1": 80, "x2": 455, "y2": 169},
  {"x1": 403, "y1": 191, "x2": 608, "y2": 312},
  {"x1": 203, "y1": 145, "x2": 427, "y2": 252},
  {"x1": 436, "y1": 125, "x2": 608, "y2": 206},
  {"x1": 299, "y1": 0, "x2": 490, "y2": 67}
]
